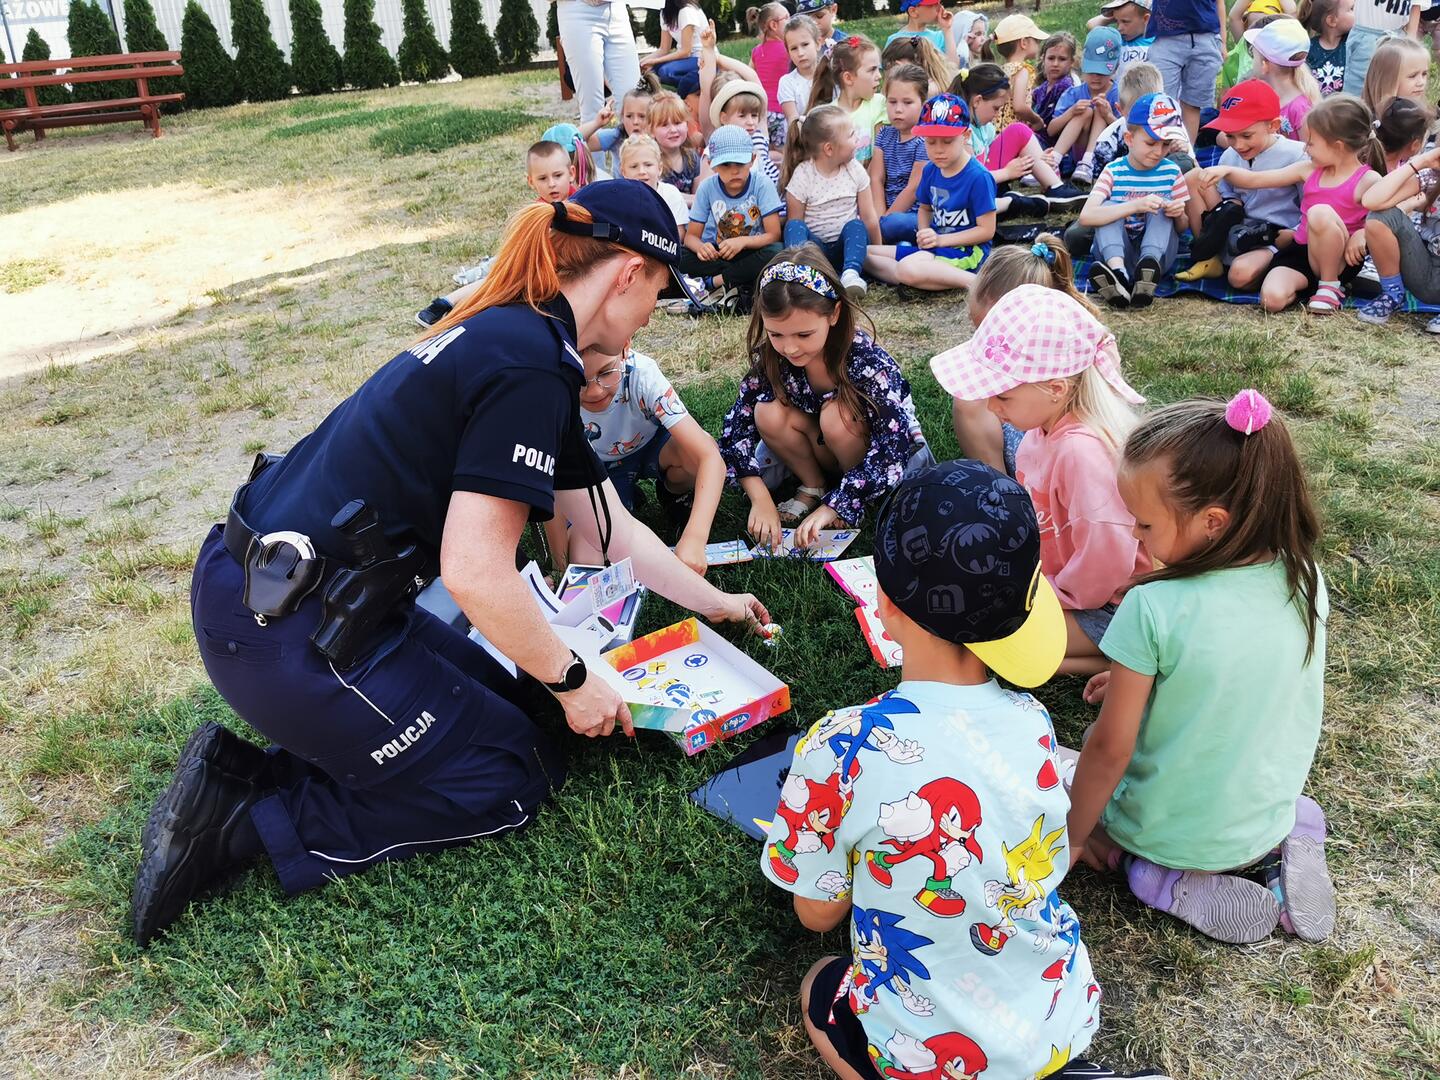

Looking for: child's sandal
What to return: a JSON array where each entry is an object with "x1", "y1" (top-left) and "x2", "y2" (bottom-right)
[
  {"x1": 1307, "y1": 284, "x2": 1344, "y2": 313},
  {"x1": 775, "y1": 485, "x2": 825, "y2": 524}
]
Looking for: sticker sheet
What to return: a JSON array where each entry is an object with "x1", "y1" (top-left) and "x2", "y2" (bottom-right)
[{"x1": 748, "y1": 528, "x2": 858, "y2": 562}]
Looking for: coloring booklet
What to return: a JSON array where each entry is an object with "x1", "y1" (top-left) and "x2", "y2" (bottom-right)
[{"x1": 823, "y1": 555, "x2": 903, "y2": 668}]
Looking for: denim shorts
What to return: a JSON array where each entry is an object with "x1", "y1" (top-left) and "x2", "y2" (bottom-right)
[
  {"x1": 1147, "y1": 32, "x2": 1223, "y2": 108},
  {"x1": 603, "y1": 429, "x2": 670, "y2": 509},
  {"x1": 1072, "y1": 602, "x2": 1118, "y2": 646}
]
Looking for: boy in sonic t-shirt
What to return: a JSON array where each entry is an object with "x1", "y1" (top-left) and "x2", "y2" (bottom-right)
[{"x1": 762, "y1": 460, "x2": 1172, "y2": 1080}]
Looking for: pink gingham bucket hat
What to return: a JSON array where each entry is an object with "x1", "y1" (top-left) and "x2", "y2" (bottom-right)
[{"x1": 930, "y1": 284, "x2": 1145, "y2": 404}]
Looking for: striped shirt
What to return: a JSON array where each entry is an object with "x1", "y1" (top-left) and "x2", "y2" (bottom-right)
[
  {"x1": 1093, "y1": 157, "x2": 1188, "y2": 230},
  {"x1": 873, "y1": 125, "x2": 929, "y2": 207}
]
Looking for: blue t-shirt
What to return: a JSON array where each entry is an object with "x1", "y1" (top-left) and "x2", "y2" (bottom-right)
[
  {"x1": 1056, "y1": 81, "x2": 1121, "y2": 116},
  {"x1": 1148, "y1": 0, "x2": 1220, "y2": 37},
  {"x1": 689, "y1": 170, "x2": 783, "y2": 244},
  {"x1": 874, "y1": 124, "x2": 930, "y2": 206},
  {"x1": 918, "y1": 156, "x2": 997, "y2": 250},
  {"x1": 1118, "y1": 32, "x2": 1155, "y2": 73},
  {"x1": 886, "y1": 27, "x2": 947, "y2": 51},
  {"x1": 762, "y1": 682, "x2": 1101, "y2": 1080},
  {"x1": 242, "y1": 295, "x2": 600, "y2": 557}
]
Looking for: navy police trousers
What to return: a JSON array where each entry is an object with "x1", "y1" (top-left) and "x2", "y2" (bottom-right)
[{"x1": 190, "y1": 526, "x2": 563, "y2": 894}]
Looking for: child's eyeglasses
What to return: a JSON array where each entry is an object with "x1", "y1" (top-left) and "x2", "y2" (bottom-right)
[{"x1": 584, "y1": 366, "x2": 624, "y2": 390}]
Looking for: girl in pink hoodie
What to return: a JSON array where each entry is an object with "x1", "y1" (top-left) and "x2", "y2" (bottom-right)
[{"x1": 930, "y1": 283, "x2": 1152, "y2": 676}]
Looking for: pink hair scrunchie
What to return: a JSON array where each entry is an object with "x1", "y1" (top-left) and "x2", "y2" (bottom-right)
[{"x1": 1225, "y1": 388, "x2": 1272, "y2": 436}]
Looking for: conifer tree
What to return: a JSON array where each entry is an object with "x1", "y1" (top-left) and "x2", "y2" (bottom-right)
[
  {"x1": 24, "y1": 29, "x2": 70, "y2": 105},
  {"x1": 122, "y1": 0, "x2": 181, "y2": 107},
  {"x1": 289, "y1": 0, "x2": 344, "y2": 94},
  {"x1": 397, "y1": 0, "x2": 449, "y2": 82},
  {"x1": 179, "y1": 0, "x2": 241, "y2": 108},
  {"x1": 448, "y1": 0, "x2": 499, "y2": 78},
  {"x1": 494, "y1": 0, "x2": 540, "y2": 68},
  {"x1": 231, "y1": 0, "x2": 291, "y2": 101},
  {"x1": 342, "y1": 0, "x2": 399, "y2": 88},
  {"x1": 68, "y1": 0, "x2": 130, "y2": 101}
]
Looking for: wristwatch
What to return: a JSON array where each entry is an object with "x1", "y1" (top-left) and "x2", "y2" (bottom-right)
[{"x1": 544, "y1": 649, "x2": 588, "y2": 694}]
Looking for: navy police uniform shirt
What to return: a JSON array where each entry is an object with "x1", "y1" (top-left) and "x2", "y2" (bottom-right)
[{"x1": 241, "y1": 295, "x2": 603, "y2": 562}]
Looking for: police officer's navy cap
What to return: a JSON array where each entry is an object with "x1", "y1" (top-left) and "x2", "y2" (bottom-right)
[
  {"x1": 872, "y1": 459, "x2": 1065, "y2": 687},
  {"x1": 559, "y1": 180, "x2": 683, "y2": 267}
]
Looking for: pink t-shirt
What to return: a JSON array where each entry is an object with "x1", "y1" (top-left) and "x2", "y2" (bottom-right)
[
  {"x1": 752, "y1": 39, "x2": 790, "y2": 114},
  {"x1": 1015, "y1": 414, "x2": 1152, "y2": 610},
  {"x1": 1295, "y1": 163, "x2": 1371, "y2": 243},
  {"x1": 1280, "y1": 94, "x2": 1312, "y2": 141}
]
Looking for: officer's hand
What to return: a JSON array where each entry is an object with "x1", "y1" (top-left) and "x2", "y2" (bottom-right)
[
  {"x1": 557, "y1": 677, "x2": 634, "y2": 739},
  {"x1": 674, "y1": 535, "x2": 709, "y2": 577},
  {"x1": 707, "y1": 592, "x2": 772, "y2": 632}
]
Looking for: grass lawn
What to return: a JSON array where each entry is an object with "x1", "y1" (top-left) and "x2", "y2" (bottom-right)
[{"x1": 2, "y1": 3, "x2": 1438, "y2": 1076}]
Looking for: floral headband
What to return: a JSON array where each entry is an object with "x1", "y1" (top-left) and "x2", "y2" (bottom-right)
[{"x1": 758, "y1": 260, "x2": 839, "y2": 299}]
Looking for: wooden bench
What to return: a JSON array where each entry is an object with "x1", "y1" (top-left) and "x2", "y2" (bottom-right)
[{"x1": 0, "y1": 51, "x2": 185, "y2": 152}]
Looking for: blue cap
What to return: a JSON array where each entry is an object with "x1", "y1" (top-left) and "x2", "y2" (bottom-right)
[
  {"x1": 872, "y1": 459, "x2": 1065, "y2": 686},
  {"x1": 541, "y1": 122, "x2": 582, "y2": 148},
  {"x1": 563, "y1": 180, "x2": 682, "y2": 267},
  {"x1": 707, "y1": 124, "x2": 755, "y2": 167},
  {"x1": 913, "y1": 93, "x2": 972, "y2": 137},
  {"x1": 1081, "y1": 26, "x2": 1123, "y2": 75},
  {"x1": 793, "y1": 0, "x2": 834, "y2": 12},
  {"x1": 1128, "y1": 92, "x2": 1184, "y2": 139}
]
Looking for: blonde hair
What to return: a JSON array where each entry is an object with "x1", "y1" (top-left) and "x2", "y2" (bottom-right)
[
  {"x1": 619, "y1": 132, "x2": 662, "y2": 168},
  {"x1": 1118, "y1": 61, "x2": 1163, "y2": 112},
  {"x1": 970, "y1": 234, "x2": 1100, "y2": 318},
  {"x1": 1067, "y1": 366, "x2": 1139, "y2": 458},
  {"x1": 881, "y1": 34, "x2": 955, "y2": 95},
  {"x1": 747, "y1": 2, "x2": 788, "y2": 38},
  {"x1": 1361, "y1": 37, "x2": 1431, "y2": 116}
]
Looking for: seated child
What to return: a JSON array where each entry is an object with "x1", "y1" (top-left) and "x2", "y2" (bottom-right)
[
  {"x1": 779, "y1": 14, "x2": 824, "y2": 126},
  {"x1": 1196, "y1": 93, "x2": 1382, "y2": 312},
  {"x1": 1299, "y1": 0, "x2": 1352, "y2": 96},
  {"x1": 932, "y1": 283, "x2": 1150, "y2": 677},
  {"x1": 703, "y1": 75, "x2": 783, "y2": 189},
  {"x1": 880, "y1": 34, "x2": 954, "y2": 99},
  {"x1": 807, "y1": 35, "x2": 887, "y2": 164},
  {"x1": 750, "y1": 2, "x2": 793, "y2": 146},
  {"x1": 870, "y1": 64, "x2": 931, "y2": 244},
  {"x1": 864, "y1": 94, "x2": 998, "y2": 293},
  {"x1": 1079, "y1": 93, "x2": 1191, "y2": 308},
  {"x1": 763, "y1": 457, "x2": 1171, "y2": 1080},
  {"x1": 619, "y1": 134, "x2": 691, "y2": 230},
  {"x1": 782, "y1": 104, "x2": 883, "y2": 299},
  {"x1": 679, "y1": 124, "x2": 785, "y2": 309},
  {"x1": 1068, "y1": 390, "x2": 1334, "y2": 946},
  {"x1": 1033, "y1": 31, "x2": 1081, "y2": 138},
  {"x1": 1176, "y1": 80, "x2": 1306, "y2": 287},
  {"x1": 1243, "y1": 17, "x2": 1322, "y2": 138},
  {"x1": 581, "y1": 82, "x2": 655, "y2": 177},
  {"x1": 885, "y1": 0, "x2": 955, "y2": 61},
  {"x1": 1358, "y1": 137, "x2": 1440, "y2": 329},
  {"x1": 991, "y1": 13, "x2": 1050, "y2": 130},
  {"x1": 545, "y1": 344, "x2": 726, "y2": 577},
  {"x1": 651, "y1": 90, "x2": 703, "y2": 201},
  {"x1": 1052, "y1": 26, "x2": 1124, "y2": 184},
  {"x1": 415, "y1": 139, "x2": 579, "y2": 327},
  {"x1": 719, "y1": 247, "x2": 930, "y2": 549},
  {"x1": 944, "y1": 235, "x2": 1101, "y2": 475}
]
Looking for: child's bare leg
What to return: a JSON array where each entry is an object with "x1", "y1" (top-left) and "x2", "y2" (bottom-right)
[
  {"x1": 1227, "y1": 249, "x2": 1274, "y2": 290},
  {"x1": 756, "y1": 399, "x2": 829, "y2": 489},
  {"x1": 1180, "y1": 101, "x2": 1200, "y2": 143},
  {"x1": 800, "y1": 958, "x2": 871, "y2": 1080},
  {"x1": 1305, "y1": 205, "x2": 1347, "y2": 281},
  {"x1": 657, "y1": 438, "x2": 697, "y2": 493},
  {"x1": 1022, "y1": 133, "x2": 1062, "y2": 188},
  {"x1": 1081, "y1": 112, "x2": 1104, "y2": 159},
  {"x1": 440, "y1": 278, "x2": 483, "y2": 308},
  {"x1": 1260, "y1": 266, "x2": 1308, "y2": 312},
  {"x1": 895, "y1": 251, "x2": 976, "y2": 290},
  {"x1": 1059, "y1": 610, "x2": 1108, "y2": 677},
  {"x1": 818, "y1": 399, "x2": 870, "y2": 474},
  {"x1": 863, "y1": 246, "x2": 902, "y2": 283},
  {"x1": 1051, "y1": 113, "x2": 1085, "y2": 160},
  {"x1": 1183, "y1": 168, "x2": 1212, "y2": 235},
  {"x1": 951, "y1": 398, "x2": 1006, "y2": 472}
]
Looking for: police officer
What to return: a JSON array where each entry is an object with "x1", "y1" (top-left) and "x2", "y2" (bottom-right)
[{"x1": 132, "y1": 181, "x2": 771, "y2": 946}]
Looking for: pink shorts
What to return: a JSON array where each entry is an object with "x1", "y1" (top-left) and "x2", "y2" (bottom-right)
[{"x1": 978, "y1": 122, "x2": 1035, "y2": 172}]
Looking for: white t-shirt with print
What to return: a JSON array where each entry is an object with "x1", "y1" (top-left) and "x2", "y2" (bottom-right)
[
  {"x1": 582, "y1": 350, "x2": 690, "y2": 462},
  {"x1": 778, "y1": 69, "x2": 816, "y2": 115},
  {"x1": 786, "y1": 158, "x2": 870, "y2": 242},
  {"x1": 668, "y1": 4, "x2": 707, "y2": 56},
  {"x1": 1352, "y1": 0, "x2": 1412, "y2": 32},
  {"x1": 657, "y1": 181, "x2": 690, "y2": 228},
  {"x1": 761, "y1": 681, "x2": 1101, "y2": 1080}
]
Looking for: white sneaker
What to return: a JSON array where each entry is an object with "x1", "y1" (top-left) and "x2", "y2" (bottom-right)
[
  {"x1": 841, "y1": 269, "x2": 868, "y2": 299},
  {"x1": 452, "y1": 256, "x2": 494, "y2": 287}
]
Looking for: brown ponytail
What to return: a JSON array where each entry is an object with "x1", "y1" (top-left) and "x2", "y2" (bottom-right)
[
  {"x1": 1123, "y1": 398, "x2": 1323, "y2": 659},
  {"x1": 1305, "y1": 94, "x2": 1388, "y2": 175},
  {"x1": 420, "y1": 200, "x2": 633, "y2": 338}
]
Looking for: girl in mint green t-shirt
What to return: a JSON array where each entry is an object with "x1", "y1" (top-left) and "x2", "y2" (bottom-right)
[{"x1": 1065, "y1": 389, "x2": 1335, "y2": 947}]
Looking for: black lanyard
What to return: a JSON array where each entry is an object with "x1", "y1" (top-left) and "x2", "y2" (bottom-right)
[{"x1": 586, "y1": 464, "x2": 613, "y2": 568}]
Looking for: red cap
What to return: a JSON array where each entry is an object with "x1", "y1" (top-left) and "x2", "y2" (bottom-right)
[{"x1": 1205, "y1": 79, "x2": 1281, "y2": 132}]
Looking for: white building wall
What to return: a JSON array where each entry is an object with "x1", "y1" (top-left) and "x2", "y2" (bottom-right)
[{"x1": 6, "y1": 0, "x2": 547, "y2": 65}]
